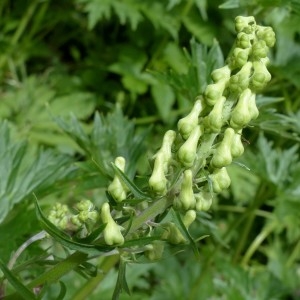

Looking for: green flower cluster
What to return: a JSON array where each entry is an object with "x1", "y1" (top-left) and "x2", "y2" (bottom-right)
[
  {"x1": 48, "y1": 199, "x2": 98, "y2": 235},
  {"x1": 47, "y1": 16, "x2": 275, "y2": 255}
]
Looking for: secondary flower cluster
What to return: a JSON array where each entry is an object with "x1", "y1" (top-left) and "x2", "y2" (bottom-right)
[{"x1": 48, "y1": 16, "x2": 275, "y2": 254}]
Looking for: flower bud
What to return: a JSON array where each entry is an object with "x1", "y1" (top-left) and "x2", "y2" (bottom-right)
[
  {"x1": 174, "y1": 170, "x2": 196, "y2": 210},
  {"x1": 156, "y1": 130, "x2": 176, "y2": 172},
  {"x1": 231, "y1": 130, "x2": 244, "y2": 158},
  {"x1": 149, "y1": 152, "x2": 168, "y2": 195},
  {"x1": 230, "y1": 47, "x2": 250, "y2": 69},
  {"x1": 178, "y1": 100, "x2": 203, "y2": 139},
  {"x1": 76, "y1": 199, "x2": 94, "y2": 212},
  {"x1": 178, "y1": 125, "x2": 202, "y2": 168},
  {"x1": 145, "y1": 241, "x2": 165, "y2": 261},
  {"x1": 247, "y1": 91, "x2": 259, "y2": 120},
  {"x1": 210, "y1": 167, "x2": 231, "y2": 193},
  {"x1": 204, "y1": 96, "x2": 226, "y2": 133},
  {"x1": 162, "y1": 222, "x2": 187, "y2": 244},
  {"x1": 48, "y1": 203, "x2": 70, "y2": 230},
  {"x1": 182, "y1": 210, "x2": 197, "y2": 228},
  {"x1": 230, "y1": 88, "x2": 252, "y2": 129},
  {"x1": 235, "y1": 16, "x2": 255, "y2": 33},
  {"x1": 211, "y1": 65, "x2": 231, "y2": 82},
  {"x1": 250, "y1": 60, "x2": 271, "y2": 91},
  {"x1": 195, "y1": 191, "x2": 213, "y2": 211},
  {"x1": 256, "y1": 26, "x2": 276, "y2": 48},
  {"x1": 78, "y1": 210, "x2": 98, "y2": 223},
  {"x1": 229, "y1": 61, "x2": 252, "y2": 94},
  {"x1": 211, "y1": 128, "x2": 235, "y2": 168},
  {"x1": 101, "y1": 202, "x2": 124, "y2": 246},
  {"x1": 237, "y1": 32, "x2": 252, "y2": 49},
  {"x1": 204, "y1": 79, "x2": 227, "y2": 106},
  {"x1": 251, "y1": 40, "x2": 268, "y2": 59},
  {"x1": 108, "y1": 157, "x2": 128, "y2": 202}
]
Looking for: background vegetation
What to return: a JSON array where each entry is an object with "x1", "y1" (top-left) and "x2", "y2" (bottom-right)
[{"x1": 0, "y1": 0, "x2": 300, "y2": 299}]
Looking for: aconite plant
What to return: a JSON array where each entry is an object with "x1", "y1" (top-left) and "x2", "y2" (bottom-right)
[
  {"x1": 48, "y1": 16, "x2": 275, "y2": 263},
  {"x1": 3, "y1": 16, "x2": 275, "y2": 299}
]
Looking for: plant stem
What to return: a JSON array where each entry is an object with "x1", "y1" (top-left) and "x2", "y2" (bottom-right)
[
  {"x1": 72, "y1": 254, "x2": 120, "y2": 300},
  {"x1": 232, "y1": 182, "x2": 271, "y2": 263},
  {"x1": 126, "y1": 196, "x2": 173, "y2": 235},
  {"x1": 241, "y1": 221, "x2": 276, "y2": 267}
]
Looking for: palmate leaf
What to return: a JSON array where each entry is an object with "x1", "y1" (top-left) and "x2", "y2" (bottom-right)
[{"x1": 0, "y1": 121, "x2": 76, "y2": 224}]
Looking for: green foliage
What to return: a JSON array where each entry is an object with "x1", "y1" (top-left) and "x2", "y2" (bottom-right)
[{"x1": 1, "y1": 1, "x2": 300, "y2": 299}]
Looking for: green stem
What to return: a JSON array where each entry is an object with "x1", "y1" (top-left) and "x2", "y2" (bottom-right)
[
  {"x1": 241, "y1": 221, "x2": 275, "y2": 267},
  {"x1": 286, "y1": 240, "x2": 300, "y2": 268},
  {"x1": 72, "y1": 255, "x2": 120, "y2": 300},
  {"x1": 126, "y1": 196, "x2": 173, "y2": 235},
  {"x1": 232, "y1": 182, "x2": 271, "y2": 263},
  {"x1": 217, "y1": 205, "x2": 273, "y2": 219}
]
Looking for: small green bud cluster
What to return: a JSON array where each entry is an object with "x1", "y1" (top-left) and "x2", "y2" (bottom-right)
[
  {"x1": 71, "y1": 199, "x2": 99, "y2": 228},
  {"x1": 48, "y1": 199, "x2": 99, "y2": 235},
  {"x1": 48, "y1": 203, "x2": 70, "y2": 231}
]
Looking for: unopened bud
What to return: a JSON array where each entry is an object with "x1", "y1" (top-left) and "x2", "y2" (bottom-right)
[
  {"x1": 195, "y1": 191, "x2": 213, "y2": 211},
  {"x1": 145, "y1": 241, "x2": 165, "y2": 261},
  {"x1": 235, "y1": 16, "x2": 255, "y2": 33},
  {"x1": 230, "y1": 47, "x2": 250, "y2": 69},
  {"x1": 178, "y1": 125, "x2": 202, "y2": 168},
  {"x1": 211, "y1": 128, "x2": 235, "y2": 168},
  {"x1": 174, "y1": 170, "x2": 196, "y2": 210},
  {"x1": 256, "y1": 26, "x2": 276, "y2": 48},
  {"x1": 182, "y1": 210, "x2": 197, "y2": 228},
  {"x1": 229, "y1": 62, "x2": 252, "y2": 94},
  {"x1": 250, "y1": 60, "x2": 271, "y2": 91},
  {"x1": 230, "y1": 130, "x2": 244, "y2": 158},
  {"x1": 178, "y1": 100, "x2": 203, "y2": 139},
  {"x1": 162, "y1": 222, "x2": 187, "y2": 244},
  {"x1": 230, "y1": 88, "x2": 253, "y2": 129},
  {"x1": 204, "y1": 96, "x2": 226, "y2": 133},
  {"x1": 108, "y1": 157, "x2": 128, "y2": 202},
  {"x1": 149, "y1": 152, "x2": 168, "y2": 195},
  {"x1": 156, "y1": 130, "x2": 176, "y2": 172},
  {"x1": 251, "y1": 40, "x2": 268, "y2": 59},
  {"x1": 101, "y1": 202, "x2": 124, "y2": 246},
  {"x1": 237, "y1": 32, "x2": 252, "y2": 49},
  {"x1": 205, "y1": 79, "x2": 227, "y2": 106},
  {"x1": 211, "y1": 65, "x2": 231, "y2": 82},
  {"x1": 210, "y1": 167, "x2": 231, "y2": 194}
]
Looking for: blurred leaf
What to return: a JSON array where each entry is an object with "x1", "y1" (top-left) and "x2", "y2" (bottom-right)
[
  {"x1": 0, "y1": 121, "x2": 75, "y2": 224},
  {"x1": 151, "y1": 82, "x2": 175, "y2": 123},
  {"x1": 0, "y1": 259, "x2": 36, "y2": 300},
  {"x1": 112, "y1": 259, "x2": 130, "y2": 300}
]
